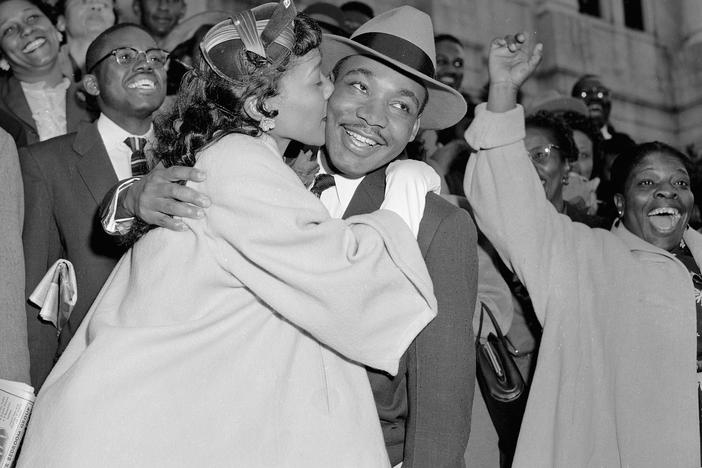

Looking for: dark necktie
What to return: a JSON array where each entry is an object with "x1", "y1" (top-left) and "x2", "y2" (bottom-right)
[
  {"x1": 310, "y1": 173, "x2": 335, "y2": 197},
  {"x1": 124, "y1": 136, "x2": 149, "y2": 176}
]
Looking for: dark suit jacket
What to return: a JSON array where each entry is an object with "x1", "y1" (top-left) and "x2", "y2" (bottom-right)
[
  {"x1": 343, "y1": 166, "x2": 478, "y2": 468},
  {"x1": 0, "y1": 75, "x2": 94, "y2": 147},
  {"x1": 20, "y1": 121, "x2": 127, "y2": 389}
]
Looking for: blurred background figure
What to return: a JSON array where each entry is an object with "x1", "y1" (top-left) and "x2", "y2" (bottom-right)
[
  {"x1": 409, "y1": 33, "x2": 474, "y2": 197},
  {"x1": 339, "y1": 0, "x2": 372, "y2": 32},
  {"x1": 571, "y1": 74, "x2": 636, "y2": 222},
  {"x1": 0, "y1": 0, "x2": 94, "y2": 146},
  {"x1": 435, "y1": 33, "x2": 464, "y2": 92},
  {"x1": 529, "y1": 92, "x2": 603, "y2": 217},
  {"x1": 158, "y1": 10, "x2": 228, "y2": 95},
  {"x1": 302, "y1": 2, "x2": 348, "y2": 36},
  {"x1": 571, "y1": 74, "x2": 633, "y2": 144},
  {"x1": 56, "y1": 0, "x2": 116, "y2": 81},
  {"x1": 132, "y1": 0, "x2": 185, "y2": 47}
]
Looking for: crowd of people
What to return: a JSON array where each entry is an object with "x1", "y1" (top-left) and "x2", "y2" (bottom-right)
[{"x1": 0, "y1": 0, "x2": 700, "y2": 467}]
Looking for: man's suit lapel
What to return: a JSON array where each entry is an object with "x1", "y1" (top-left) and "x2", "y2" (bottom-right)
[
  {"x1": 342, "y1": 166, "x2": 386, "y2": 219},
  {"x1": 73, "y1": 122, "x2": 119, "y2": 205},
  {"x1": 342, "y1": 162, "x2": 438, "y2": 259}
]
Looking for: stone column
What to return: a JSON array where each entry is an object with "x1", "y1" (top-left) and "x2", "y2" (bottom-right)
[{"x1": 682, "y1": 0, "x2": 702, "y2": 45}]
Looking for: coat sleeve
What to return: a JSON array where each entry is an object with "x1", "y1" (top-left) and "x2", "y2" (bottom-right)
[
  {"x1": 463, "y1": 104, "x2": 585, "y2": 325},
  {"x1": 0, "y1": 130, "x2": 30, "y2": 384},
  {"x1": 20, "y1": 144, "x2": 64, "y2": 387},
  {"x1": 403, "y1": 206, "x2": 477, "y2": 468},
  {"x1": 199, "y1": 136, "x2": 438, "y2": 375}
]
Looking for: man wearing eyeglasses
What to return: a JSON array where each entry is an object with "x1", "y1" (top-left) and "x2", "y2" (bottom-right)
[
  {"x1": 571, "y1": 74, "x2": 635, "y2": 223},
  {"x1": 571, "y1": 74, "x2": 634, "y2": 144},
  {"x1": 19, "y1": 23, "x2": 167, "y2": 389}
]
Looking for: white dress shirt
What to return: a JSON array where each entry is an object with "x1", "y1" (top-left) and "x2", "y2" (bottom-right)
[
  {"x1": 317, "y1": 150, "x2": 364, "y2": 218},
  {"x1": 96, "y1": 113, "x2": 154, "y2": 180},
  {"x1": 317, "y1": 149, "x2": 440, "y2": 237}
]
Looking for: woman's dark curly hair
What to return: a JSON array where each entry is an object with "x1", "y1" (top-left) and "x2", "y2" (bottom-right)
[
  {"x1": 525, "y1": 110, "x2": 577, "y2": 162},
  {"x1": 123, "y1": 12, "x2": 322, "y2": 245},
  {"x1": 560, "y1": 110, "x2": 603, "y2": 177},
  {"x1": 156, "y1": 12, "x2": 321, "y2": 168},
  {"x1": 610, "y1": 141, "x2": 693, "y2": 196}
]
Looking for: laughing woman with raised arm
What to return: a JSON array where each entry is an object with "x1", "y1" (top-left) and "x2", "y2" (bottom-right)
[{"x1": 464, "y1": 34, "x2": 700, "y2": 467}]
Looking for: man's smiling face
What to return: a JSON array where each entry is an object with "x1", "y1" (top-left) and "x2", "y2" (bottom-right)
[
  {"x1": 86, "y1": 26, "x2": 166, "y2": 123},
  {"x1": 324, "y1": 55, "x2": 425, "y2": 178}
]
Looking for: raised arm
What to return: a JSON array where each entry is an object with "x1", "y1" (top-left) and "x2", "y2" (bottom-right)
[{"x1": 464, "y1": 34, "x2": 585, "y2": 324}]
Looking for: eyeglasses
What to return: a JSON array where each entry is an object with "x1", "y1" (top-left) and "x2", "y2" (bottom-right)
[
  {"x1": 578, "y1": 87, "x2": 610, "y2": 101},
  {"x1": 437, "y1": 57, "x2": 464, "y2": 69},
  {"x1": 88, "y1": 47, "x2": 169, "y2": 73},
  {"x1": 528, "y1": 144, "x2": 560, "y2": 164}
]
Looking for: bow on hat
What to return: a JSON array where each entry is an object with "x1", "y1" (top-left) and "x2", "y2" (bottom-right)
[{"x1": 200, "y1": 0, "x2": 297, "y2": 83}]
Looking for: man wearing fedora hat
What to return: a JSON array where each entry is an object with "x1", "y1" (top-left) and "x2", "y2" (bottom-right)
[
  {"x1": 100, "y1": 6, "x2": 477, "y2": 467},
  {"x1": 317, "y1": 9, "x2": 476, "y2": 467}
]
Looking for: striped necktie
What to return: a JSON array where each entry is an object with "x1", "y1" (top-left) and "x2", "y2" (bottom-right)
[
  {"x1": 124, "y1": 136, "x2": 149, "y2": 176},
  {"x1": 310, "y1": 173, "x2": 335, "y2": 197}
]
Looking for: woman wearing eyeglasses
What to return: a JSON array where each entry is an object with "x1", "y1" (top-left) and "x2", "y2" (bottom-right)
[
  {"x1": 0, "y1": 0, "x2": 94, "y2": 146},
  {"x1": 466, "y1": 33, "x2": 701, "y2": 467}
]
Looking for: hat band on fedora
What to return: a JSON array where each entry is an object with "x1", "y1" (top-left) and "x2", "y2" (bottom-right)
[{"x1": 353, "y1": 32, "x2": 435, "y2": 78}]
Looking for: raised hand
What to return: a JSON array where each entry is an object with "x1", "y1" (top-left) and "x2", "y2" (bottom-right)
[{"x1": 487, "y1": 32, "x2": 543, "y2": 112}]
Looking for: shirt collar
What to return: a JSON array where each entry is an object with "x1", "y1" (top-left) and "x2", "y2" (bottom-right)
[
  {"x1": 97, "y1": 113, "x2": 155, "y2": 151},
  {"x1": 316, "y1": 147, "x2": 365, "y2": 208}
]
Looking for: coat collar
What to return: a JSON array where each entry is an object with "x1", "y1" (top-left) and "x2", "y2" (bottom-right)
[
  {"x1": 612, "y1": 221, "x2": 702, "y2": 267},
  {"x1": 73, "y1": 121, "x2": 119, "y2": 205},
  {"x1": 4, "y1": 75, "x2": 35, "y2": 130},
  {"x1": 2, "y1": 76, "x2": 94, "y2": 136}
]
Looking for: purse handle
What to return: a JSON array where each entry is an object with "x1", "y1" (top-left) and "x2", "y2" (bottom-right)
[{"x1": 477, "y1": 301, "x2": 506, "y2": 340}]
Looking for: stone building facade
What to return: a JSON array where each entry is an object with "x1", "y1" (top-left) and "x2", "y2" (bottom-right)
[{"x1": 185, "y1": 0, "x2": 699, "y2": 149}]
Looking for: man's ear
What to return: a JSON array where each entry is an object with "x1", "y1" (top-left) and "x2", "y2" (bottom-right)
[
  {"x1": 56, "y1": 15, "x2": 66, "y2": 32},
  {"x1": 83, "y1": 73, "x2": 100, "y2": 97},
  {"x1": 409, "y1": 117, "x2": 421, "y2": 141}
]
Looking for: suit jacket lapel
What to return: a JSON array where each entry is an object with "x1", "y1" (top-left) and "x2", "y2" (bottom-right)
[
  {"x1": 5, "y1": 76, "x2": 37, "y2": 131},
  {"x1": 342, "y1": 165, "x2": 386, "y2": 219},
  {"x1": 74, "y1": 122, "x2": 119, "y2": 205}
]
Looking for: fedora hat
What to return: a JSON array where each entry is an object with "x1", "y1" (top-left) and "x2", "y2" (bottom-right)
[
  {"x1": 320, "y1": 6, "x2": 466, "y2": 130},
  {"x1": 528, "y1": 90, "x2": 589, "y2": 116}
]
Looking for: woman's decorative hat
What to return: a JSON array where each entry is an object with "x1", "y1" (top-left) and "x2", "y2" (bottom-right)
[
  {"x1": 200, "y1": 0, "x2": 297, "y2": 84},
  {"x1": 320, "y1": 6, "x2": 467, "y2": 130}
]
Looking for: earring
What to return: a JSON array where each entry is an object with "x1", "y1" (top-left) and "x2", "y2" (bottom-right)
[
  {"x1": 259, "y1": 117, "x2": 275, "y2": 132},
  {"x1": 561, "y1": 175, "x2": 569, "y2": 186},
  {"x1": 55, "y1": 30, "x2": 63, "y2": 43},
  {"x1": 0, "y1": 58, "x2": 9, "y2": 71},
  {"x1": 617, "y1": 210, "x2": 623, "y2": 218}
]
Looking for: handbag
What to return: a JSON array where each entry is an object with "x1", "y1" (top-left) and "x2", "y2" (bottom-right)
[{"x1": 475, "y1": 301, "x2": 529, "y2": 461}]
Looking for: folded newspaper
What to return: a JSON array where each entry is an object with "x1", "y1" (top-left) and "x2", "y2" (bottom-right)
[
  {"x1": 29, "y1": 259, "x2": 77, "y2": 333},
  {"x1": 0, "y1": 379, "x2": 35, "y2": 468}
]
